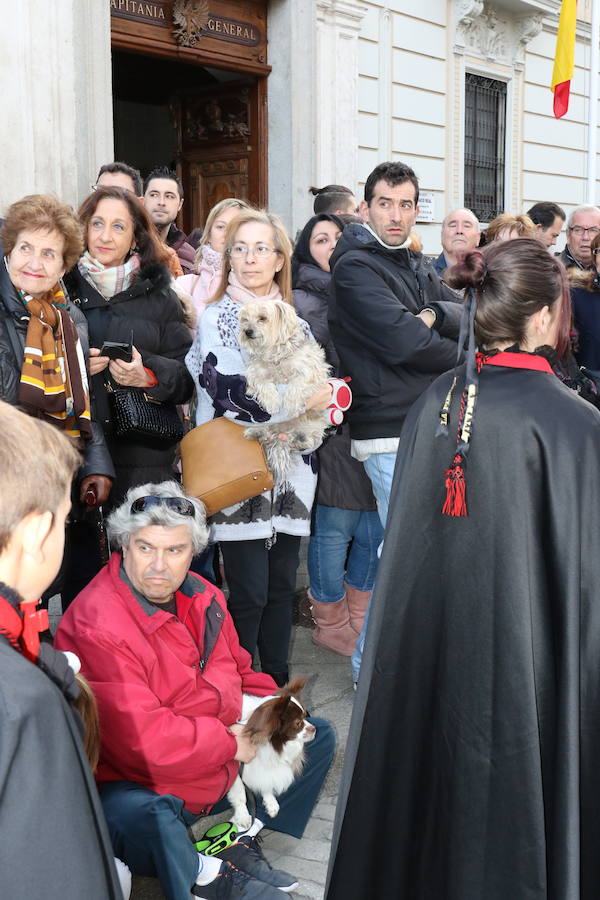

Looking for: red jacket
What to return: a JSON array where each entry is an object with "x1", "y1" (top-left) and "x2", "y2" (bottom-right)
[{"x1": 55, "y1": 554, "x2": 276, "y2": 814}]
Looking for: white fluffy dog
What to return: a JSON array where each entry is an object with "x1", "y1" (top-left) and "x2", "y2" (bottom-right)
[{"x1": 239, "y1": 299, "x2": 331, "y2": 480}]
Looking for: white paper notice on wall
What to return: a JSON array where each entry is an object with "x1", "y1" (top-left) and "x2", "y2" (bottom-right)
[{"x1": 416, "y1": 191, "x2": 435, "y2": 223}]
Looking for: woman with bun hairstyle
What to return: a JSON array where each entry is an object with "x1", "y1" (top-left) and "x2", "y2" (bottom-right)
[
  {"x1": 292, "y1": 213, "x2": 383, "y2": 669},
  {"x1": 328, "y1": 239, "x2": 600, "y2": 900}
]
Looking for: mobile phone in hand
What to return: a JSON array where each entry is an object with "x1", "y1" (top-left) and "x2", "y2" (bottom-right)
[{"x1": 100, "y1": 340, "x2": 133, "y2": 363}]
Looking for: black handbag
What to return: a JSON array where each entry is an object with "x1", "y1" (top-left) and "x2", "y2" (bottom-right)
[{"x1": 106, "y1": 381, "x2": 184, "y2": 448}]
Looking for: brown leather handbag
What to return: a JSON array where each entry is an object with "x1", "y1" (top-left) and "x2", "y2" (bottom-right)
[{"x1": 180, "y1": 417, "x2": 274, "y2": 517}]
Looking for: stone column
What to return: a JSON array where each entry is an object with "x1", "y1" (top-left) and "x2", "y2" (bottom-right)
[
  {"x1": 315, "y1": 0, "x2": 367, "y2": 193},
  {"x1": 267, "y1": 0, "x2": 317, "y2": 235},
  {"x1": 0, "y1": 0, "x2": 113, "y2": 211}
]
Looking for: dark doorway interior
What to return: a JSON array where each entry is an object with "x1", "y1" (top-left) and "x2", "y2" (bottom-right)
[{"x1": 112, "y1": 49, "x2": 260, "y2": 232}]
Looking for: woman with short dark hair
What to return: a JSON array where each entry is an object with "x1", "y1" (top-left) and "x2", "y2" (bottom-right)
[{"x1": 328, "y1": 239, "x2": 600, "y2": 899}]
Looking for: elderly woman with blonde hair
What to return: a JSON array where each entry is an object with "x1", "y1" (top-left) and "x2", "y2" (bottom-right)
[
  {"x1": 485, "y1": 212, "x2": 536, "y2": 243},
  {"x1": 186, "y1": 208, "x2": 331, "y2": 685}
]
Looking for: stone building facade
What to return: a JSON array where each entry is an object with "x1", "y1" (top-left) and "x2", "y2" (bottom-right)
[{"x1": 0, "y1": 0, "x2": 597, "y2": 251}]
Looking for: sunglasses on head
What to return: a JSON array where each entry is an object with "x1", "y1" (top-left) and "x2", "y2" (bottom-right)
[{"x1": 130, "y1": 496, "x2": 196, "y2": 517}]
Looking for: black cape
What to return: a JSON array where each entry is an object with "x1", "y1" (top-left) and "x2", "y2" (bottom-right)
[
  {"x1": 0, "y1": 638, "x2": 122, "y2": 899},
  {"x1": 326, "y1": 362, "x2": 600, "y2": 900}
]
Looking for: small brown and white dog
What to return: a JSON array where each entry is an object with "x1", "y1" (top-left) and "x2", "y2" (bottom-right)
[
  {"x1": 227, "y1": 678, "x2": 316, "y2": 831},
  {"x1": 239, "y1": 299, "x2": 331, "y2": 481}
]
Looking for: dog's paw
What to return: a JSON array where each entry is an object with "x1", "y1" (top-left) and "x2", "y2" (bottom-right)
[
  {"x1": 231, "y1": 809, "x2": 253, "y2": 831},
  {"x1": 264, "y1": 795, "x2": 280, "y2": 819}
]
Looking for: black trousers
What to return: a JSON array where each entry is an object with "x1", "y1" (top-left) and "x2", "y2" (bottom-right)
[{"x1": 219, "y1": 533, "x2": 301, "y2": 677}]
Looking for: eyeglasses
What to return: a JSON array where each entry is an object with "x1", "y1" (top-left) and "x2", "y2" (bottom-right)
[
  {"x1": 91, "y1": 183, "x2": 137, "y2": 196},
  {"x1": 229, "y1": 243, "x2": 280, "y2": 259},
  {"x1": 569, "y1": 226, "x2": 600, "y2": 236},
  {"x1": 130, "y1": 496, "x2": 196, "y2": 517}
]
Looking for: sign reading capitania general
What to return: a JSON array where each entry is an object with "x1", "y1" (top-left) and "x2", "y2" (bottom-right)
[{"x1": 110, "y1": 0, "x2": 261, "y2": 47}]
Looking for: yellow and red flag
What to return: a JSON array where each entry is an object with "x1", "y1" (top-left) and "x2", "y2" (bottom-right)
[{"x1": 551, "y1": 0, "x2": 577, "y2": 118}]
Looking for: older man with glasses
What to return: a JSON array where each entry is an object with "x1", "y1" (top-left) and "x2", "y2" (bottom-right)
[
  {"x1": 558, "y1": 205, "x2": 600, "y2": 270},
  {"x1": 55, "y1": 480, "x2": 334, "y2": 900}
]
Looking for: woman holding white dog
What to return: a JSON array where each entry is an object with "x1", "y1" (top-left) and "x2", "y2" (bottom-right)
[
  {"x1": 293, "y1": 214, "x2": 384, "y2": 673},
  {"x1": 186, "y1": 209, "x2": 331, "y2": 685}
]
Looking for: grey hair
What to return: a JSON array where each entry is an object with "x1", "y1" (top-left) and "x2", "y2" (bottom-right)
[
  {"x1": 567, "y1": 205, "x2": 600, "y2": 228},
  {"x1": 442, "y1": 207, "x2": 480, "y2": 230},
  {"x1": 107, "y1": 481, "x2": 209, "y2": 554}
]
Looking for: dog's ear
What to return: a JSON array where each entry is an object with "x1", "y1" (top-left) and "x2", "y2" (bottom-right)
[
  {"x1": 274, "y1": 300, "x2": 299, "y2": 342},
  {"x1": 279, "y1": 676, "x2": 308, "y2": 698}
]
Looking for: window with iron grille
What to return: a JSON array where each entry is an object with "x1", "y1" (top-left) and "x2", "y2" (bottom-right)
[{"x1": 464, "y1": 74, "x2": 507, "y2": 222}]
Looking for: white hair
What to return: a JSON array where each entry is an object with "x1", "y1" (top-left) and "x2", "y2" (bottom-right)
[
  {"x1": 442, "y1": 207, "x2": 480, "y2": 230},
  {"x1": 107, "y1": 481, "x2": 209, "y2": 554},
  {"x1": 567, "y1": 205, "x2": 600, "y2": 228}
]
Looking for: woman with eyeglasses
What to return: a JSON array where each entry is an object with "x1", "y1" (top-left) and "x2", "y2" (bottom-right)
[{"x1": 186, "y1": 209, "x2": 331, "y2": 685}]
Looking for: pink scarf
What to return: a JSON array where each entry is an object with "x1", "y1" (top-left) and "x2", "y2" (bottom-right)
[
  {"x1": 226, "y1": 271, "x2": 282, "y2": 305},
  {"x1": 196, "y1": 244, "x2": 223, "y2": 300}
]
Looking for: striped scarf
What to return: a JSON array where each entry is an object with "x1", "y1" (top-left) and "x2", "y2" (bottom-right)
[
  {"x1": 78, "y1": 251, "x2": 140, "y2": 300},
  {"x1": 18, "y1": 284, "x2": 92, "y2": 439}
]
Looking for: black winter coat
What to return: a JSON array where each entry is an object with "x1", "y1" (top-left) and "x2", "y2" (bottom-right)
[
  {"x1": 329, "y1": 223, "x2": 463, "y2": 440},
  {"x1": 64, "y1": 262, "x2": 194, "y2": 502},
  {"x1": 0, "y1": 592, "x2": 122, "y2": 898},
  {"x1": 0, "y1": 259, "x2": 113, "y2": 480},
  {"x1": 293, "y1": 263, "x2": 376, "y2": 511}
]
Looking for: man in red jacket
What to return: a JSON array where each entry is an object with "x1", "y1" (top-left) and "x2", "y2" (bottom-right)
[{"x1": 55, "y1": 480, "x2": 334, "y2": 900}]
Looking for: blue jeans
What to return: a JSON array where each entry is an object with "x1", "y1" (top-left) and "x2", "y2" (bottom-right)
[
  {"x1": 99, "y1": 717, "x2": 335, "y2": 900},
  {"x1": 362, "y1": 451, "x2": 398, "y2": 529},
  {"x1": 352, "y1": 452, "x2": 397, "y2": 683},
  {"x1": 308, "y1": 505, "x2": 383, "y2": 603}
]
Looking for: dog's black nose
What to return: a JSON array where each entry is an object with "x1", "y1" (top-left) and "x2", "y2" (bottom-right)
[{"x1": 244, "y1": 328, "x2": 254, "y2": 337}]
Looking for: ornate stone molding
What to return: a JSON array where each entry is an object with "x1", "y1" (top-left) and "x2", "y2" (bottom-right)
[
  {"x1": 517, "y1": 12, "x2": 544, "y2": 47},
  {"x1": 316, "y1": 0, "x2": 367, "y2": 34},
  {"x1": 455, "y1": 1, "x2": 543, "y2": 64},
  {"x1": 456, "y1": 0, "x2": 485, "y2": 30}
]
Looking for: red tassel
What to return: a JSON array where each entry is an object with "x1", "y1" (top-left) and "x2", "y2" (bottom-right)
[{"x1": 442, "y1": 454, "x2": 467, "y2": 517}]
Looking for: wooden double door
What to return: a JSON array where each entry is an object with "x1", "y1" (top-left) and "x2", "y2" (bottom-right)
[{"x1": 173, "y1": 78, "x2": 267, "y2": 234}]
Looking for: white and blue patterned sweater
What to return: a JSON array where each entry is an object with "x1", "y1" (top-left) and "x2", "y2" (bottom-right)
[{"x1": 185, "y1": 293, "x2": 318, "y2": 541}]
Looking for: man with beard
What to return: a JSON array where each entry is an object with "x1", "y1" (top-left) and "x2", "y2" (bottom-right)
[
  {"x1": 143, "y1": 167, "x2": 195, "y2": 274},
  {"x1": 328, "y1": 160, "x2": 462, "y2": 525}
]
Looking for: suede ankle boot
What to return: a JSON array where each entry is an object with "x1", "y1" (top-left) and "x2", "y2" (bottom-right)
[
  {"x1": 345, "y1": 584, "x2": 371, "y2": 635},
  {"x1": 309, "y1": 591, "x2": 357, "y2": 657}
]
